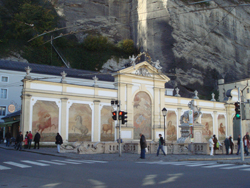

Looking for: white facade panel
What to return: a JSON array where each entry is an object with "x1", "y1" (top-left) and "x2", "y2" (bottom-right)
[
  {"x1": 215, "y1": 103, "x2": 225, "y2": 108},
  {"x1": 180, "y1": 100, "x2": 190, "y2": 105},
  {"x1": 132, "y1": 79, "x2": 153, "y2": 85},
  {"x1": 199, "y1": 102, "x2": 214, "y2": 107},
  {"x1": 67, "y1": 87, "x2": 94, "y2": 95},
  {"x1": 98, "y1": 91, "x2": 117, "y2": 97},
  {"x1": 121, "y1": 131, "x2": 132, "y2": 139},
  {"x1": 31, "y1": 83, "x2": 62, "y2": 92},
  {"x1": 165, "y1": 97, "x2": 178, "y2": 103}
]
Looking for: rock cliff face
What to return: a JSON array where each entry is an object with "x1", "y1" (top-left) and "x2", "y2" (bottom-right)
[{"x1": 50, "y1": 0, "x2": 250, "y2": 98}]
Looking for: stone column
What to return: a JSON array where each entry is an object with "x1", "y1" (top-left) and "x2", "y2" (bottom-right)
[
  {"x1": 213, "y1": 111, "x2": 218, "y2": 137},
  {"x1": 126, "y1": 84, "x2": 133, "y2": 127},
  {"x1": 21, "y1": 94, "x2": 32, "y2": 132},
  {"x1": 93, "y1": 100, "x2": 101, "y2": 142},
  {"x1": 177, "y1": 108, "x2": 182, "y2": 139},
  {"x1": 60, "y1": 98, "x2": 68, "y2": 142},
  {"x1": 225, "y1": 104, "x2": 234, "y2": 136}
]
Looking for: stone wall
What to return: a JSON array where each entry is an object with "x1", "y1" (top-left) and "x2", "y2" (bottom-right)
[{"x1": 50, "y1": 0, "x2": 250, "y2": 97}]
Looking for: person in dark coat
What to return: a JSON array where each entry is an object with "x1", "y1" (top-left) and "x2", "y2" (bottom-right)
[
  {"x1": 139, "y1": 133, "x2": 147, "y2": 159},
  {"x1": 156, "y1": 134, "x2": 166, "y2": 156},
  {"x1": 33, "y1": 132, "x2": 40, "y2": 149},
  {"x1": 229, "y1": 135, "x2": 234, "y2": 154},
  {"x1": 213, "y1": 135, "x2": 218, "y2": 154},
  {"x1": 224, "y1": 136, "x2": 230, "y2": 155},
  {"x1": 243, "y1": 136, "x2": 249, "y2": 156},
  {"x1": 236, "y1": 134, "x2": 241, "y2": 155},
  {"x1": 5, "y1": 131, "x2": 11, "y2": 147},
  {"x1": 55, "y1": 133, "x2": 63, "y2": 153},
  {"x1": 16, "y1": 131, "x2": 23, "y2": 151}
]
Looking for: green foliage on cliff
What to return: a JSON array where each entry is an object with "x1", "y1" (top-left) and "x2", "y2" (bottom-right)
[{"x1": 0, "y1": 0, "x2": 136, "y2": 71}]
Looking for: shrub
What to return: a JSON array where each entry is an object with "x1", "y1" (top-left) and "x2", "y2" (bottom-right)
[{"x1": 117, "y1": 39, "x2": 135, "y2": 54}]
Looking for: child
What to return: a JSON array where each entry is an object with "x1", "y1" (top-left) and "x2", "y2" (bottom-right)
[{"x1": 24, "y1": 136, "x2": 28, "y2": 149}]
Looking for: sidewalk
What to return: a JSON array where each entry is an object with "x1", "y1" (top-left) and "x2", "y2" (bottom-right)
[{"x1": 1, "y1": 144, "x2": 250, "y2": 163}]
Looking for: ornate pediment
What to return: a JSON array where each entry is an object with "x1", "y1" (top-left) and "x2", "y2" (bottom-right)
[{"x1": 135, "y1": 67, "x2": 152, "y2": 77}]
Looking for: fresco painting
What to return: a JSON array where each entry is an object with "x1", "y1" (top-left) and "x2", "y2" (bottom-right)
[
  {"x1": 101, "y1": 106, "x2": 115, "y2": 141},
  {"x1": 68, "y1": 103, "x2": 92, "y2": 142},
  {"x1": 134, "y1": 92, "x2": 152, "y2": 139},
  {"x1": 201, "y1": 113, "x2": 213, "y2": 140},
  {"x1": 166, "y1": 111, "x2": 177, "y2": 141},
  {"x1": 32, "y1": 100, "x2": 59, "y2": 142},
  {"x1": 218, "y1": 114, "x2": 226, "y2": 141}
]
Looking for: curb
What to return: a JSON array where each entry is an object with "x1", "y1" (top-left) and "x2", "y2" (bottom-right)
[{"x1": 1, "y1": 145, "x2": 250, "y2": 162}]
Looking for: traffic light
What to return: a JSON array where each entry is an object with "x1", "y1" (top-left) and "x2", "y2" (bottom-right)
[
  {"x1": 119, "y1": 111, "x2": 123, "y2": 120},
  {"x1": 112, "y1": 111, "x2": 117, "y2": 120},
  {"x1": 122, "y1": 111, "x2": 128, "y2": 124},
  {"x1": 235, "y1": 102, "x2": 241, "y2": 119}
]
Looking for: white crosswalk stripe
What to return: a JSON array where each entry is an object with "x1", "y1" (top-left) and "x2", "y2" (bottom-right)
[
  {"x1": 52, "y1": 160, "x2": 82, "y2": 164},
  {"x1": 186, "y1": 162, "x2": 217, "y2": 167},
  {"x1": 0, "y1": 165, "x2": 11, "y2": 170},
  {"x1": 4, "y1": 162, "x2": 31, "y2": 168},
  {"x1": 66, "y1": 159, "x2": 108, "y2": 164},
  {"x1": 202, "y1": 164, "x2": 233, "y2": 168},
  {"x1": 221, "y1": 165, "x2": 250, "y2": 170},
  {"x1": 37, "y1": 160, "x2": 66, "y2": 165},
  {"x1": 0, "y1": 159, "x2": 108, "y2": 171},
  {"x1": 21, "y1": 160, "x2": 50, "y2": 166},
  {"x1": 137, "y1": 161, "x2": 250, "y2": 171},
  {"x1": 240, "y1": 168, "x2": 250, "y2": 171}
]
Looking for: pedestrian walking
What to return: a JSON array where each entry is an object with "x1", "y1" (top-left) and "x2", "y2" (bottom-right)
[
  {"x1": 213, "y1": 135, "x2": 218, "y2": 154},
  {"x1": 236, "y1": 134, "x2": 241, "y2": 155},
  {"x1": 209, "y1": 136, "x2": 214, "y2": 156},
  {"x1": 16, "y1": 131, "x2": 23, "y2": 151},
  {"x1": 33, "y1": 131, "x2": 40, "y2": 149},
  {"x1": 5, "y1": 131, "x2": 11, "y2": 147},
  {"x1": 27, "y1": 131, "x2": 33, "y2": 149},
  {"x1": 156, "y1": 134, "x2": 166, "y2": 156},
  {"x1": 229, "y1": 135, "x2": 234, "y2": 154},
  {"x1": 224, "y1": 136, "x2": 230, "y2": 155},
  {"x1": 246, "y1": 132, "x2": 250, "y2": 149},
  {"x1": 55, "y1": 133, "x2": 63, "y2": 153},
  {"x1": 243, "y1": 136, "x2": 249, "y2": 156},
  {"x1": 139, "y1": 133, "x2": 147, "y2": 159}
]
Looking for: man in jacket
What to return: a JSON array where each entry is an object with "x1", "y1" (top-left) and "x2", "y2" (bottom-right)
[
  {"x1": 27, "y1": 131, "x2": 33, "y2": 149},
  {"x1": 229, "y1": 135, "x2": 234, "y2": 154},
  {"x1": 55, "y1": 133, "x2": 63, "y2": 153},
  {"x1": 157, "y1": 134, "x2": 166, "y2": 156},
  {"x1": 16, "y1": 131, "x2": 23, "y2": 151},
  {"x1": 236, "y1": 134, "x2": 241, "y2": 155},
  {"x1": 224, "y1": 136, "x2": 230, "y2": 155},
  {"x1": 140, "y1": 133, "x2": 147, "y2": 159},
  {"x1": 33, "y1": 132, "x2": 40, "y2": 149},
  {"x1": 5, "y1": 131, "x2": 11, "y2": 147}
]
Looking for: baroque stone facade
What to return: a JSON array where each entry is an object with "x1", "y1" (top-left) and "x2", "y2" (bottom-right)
[{"x1": 21, "y1": 61, "x2": 235, "y2": 145}]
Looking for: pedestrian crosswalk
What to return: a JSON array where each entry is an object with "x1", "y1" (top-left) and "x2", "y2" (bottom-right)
[
  {"x1": 0, "y1": 159, "x2": 107, "y2": 171},
  {"x1": 136, "y1": 161, "x2": 250, "y2": 171}
]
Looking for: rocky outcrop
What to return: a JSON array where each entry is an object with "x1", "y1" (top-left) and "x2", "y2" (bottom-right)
[{"x1": 50, "y1": 0, "x2": 250, "y2": 98}]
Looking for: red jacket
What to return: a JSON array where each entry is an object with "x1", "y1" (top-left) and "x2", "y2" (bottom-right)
[{"x1": 28, "y1": 133, "x2": 33, "y2": 140}]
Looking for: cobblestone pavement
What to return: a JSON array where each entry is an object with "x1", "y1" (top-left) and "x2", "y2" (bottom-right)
[{"x1": 1, "y1": 144, "x2": 250, "y2": 164}]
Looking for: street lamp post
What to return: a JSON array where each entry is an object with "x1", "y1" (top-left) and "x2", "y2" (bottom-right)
[{"x1": 162, "y1": 108, "x2": 167, "y2": 145}]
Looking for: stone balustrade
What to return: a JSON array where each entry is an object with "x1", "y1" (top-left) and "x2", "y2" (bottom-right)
[{"x1": 60, "y1": 141, "x2": 239, "y2": 155}]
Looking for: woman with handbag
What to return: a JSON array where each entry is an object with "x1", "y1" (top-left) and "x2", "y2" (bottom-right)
[
  {"x1": 139, "y1": 133, "x2": 147, "y2": 159},
  {"x1": 55, "y1": 133, "x2": 63, "y2": 153}
]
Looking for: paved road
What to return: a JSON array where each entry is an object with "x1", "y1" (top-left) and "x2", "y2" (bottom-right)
[{"x1": 0, "y1": 148, "x2": 249, "y2": 188}]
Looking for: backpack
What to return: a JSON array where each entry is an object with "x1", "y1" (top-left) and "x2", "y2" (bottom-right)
[{"x1": 216, "y1": 142, "x2": 219, "y2": 148}]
